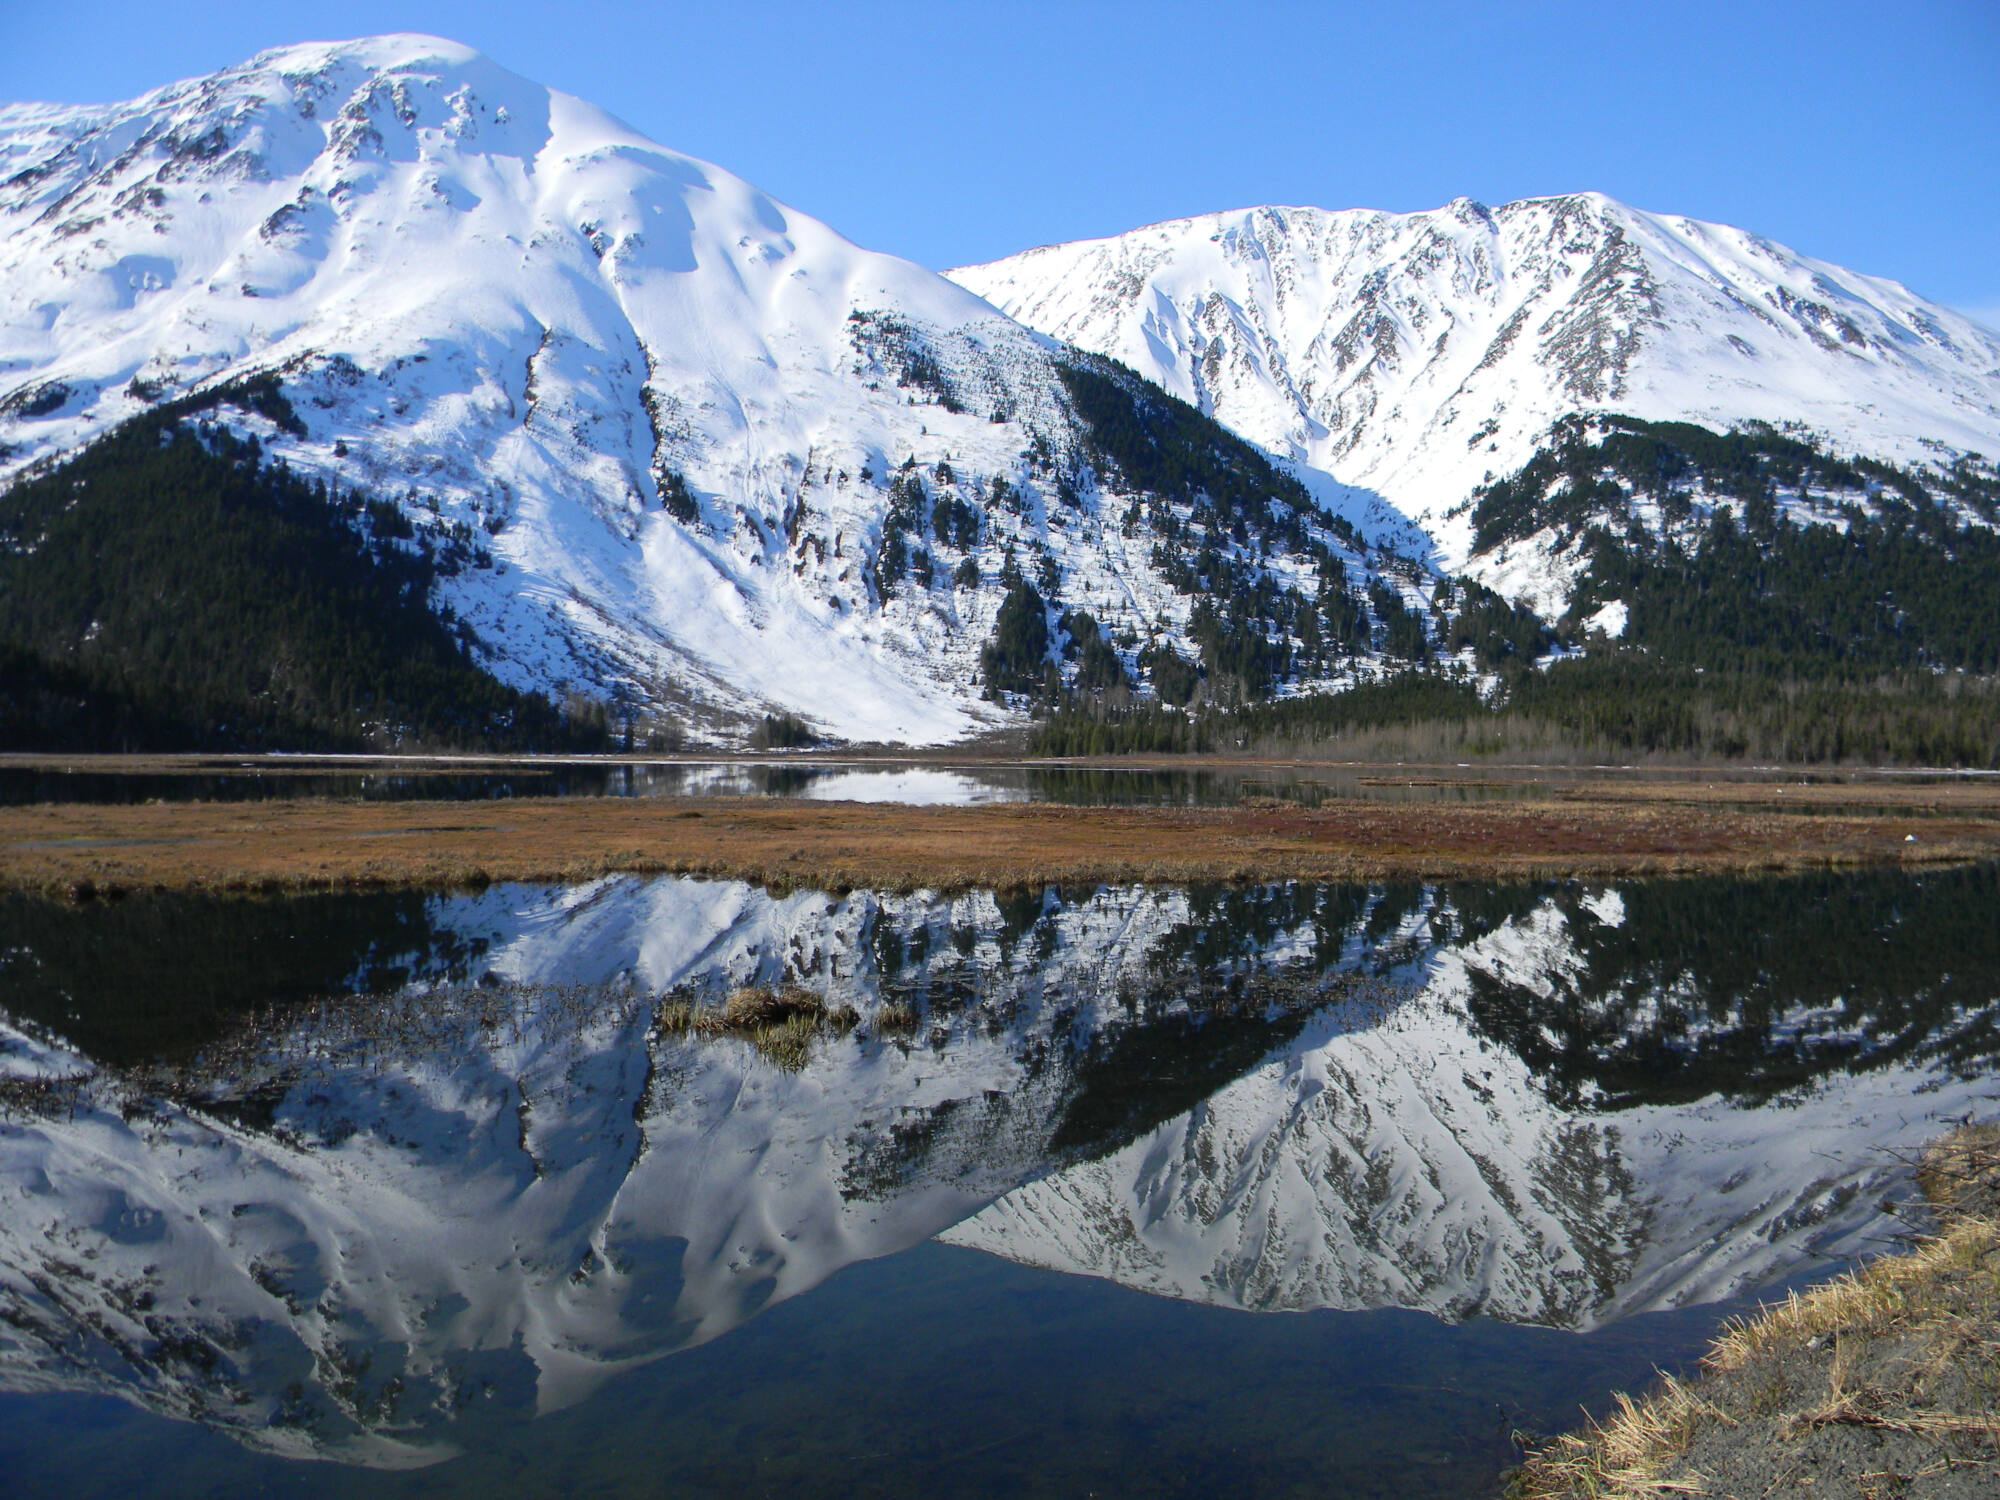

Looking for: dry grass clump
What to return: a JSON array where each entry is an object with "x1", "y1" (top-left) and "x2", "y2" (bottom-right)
[
  {"x1": 1509, "y1": 1376, "x2": 1727, "y2": 1499},
  {"x1": 1918, "y1": 1122, "x2": 2000, "y2": 1221},
  {"x1": 652, "y1": 984, "x2": 864, "y2": 1071},
  {"x1": 741, "y1": 1011, "x2": 819, "y2": 1071},
  {"x1": 873, "y1": 1001, "x2": 918, "y2": 1034},
  {"x1": 720, "y1": 984, "x2": 824, "y2": 1028},
  {"x1": 1509, "y1": 1121, "x2": 2000, "y2": 1499},
  {"x1": 652, "y1": 998, "x2": 727, "y2": 1037}
]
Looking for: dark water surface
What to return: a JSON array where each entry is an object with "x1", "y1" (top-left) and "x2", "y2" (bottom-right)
[
  {"x1": 0, "y1": 758, "x2": 1553, "y2": 808},
  {"x1": 0, "y1": 1247, "x2": 1803, "y2": 1500},
  {"x1": 8, "y1": 757, "x2": 1984, "y2": 817},
  {"x1": 1, "y1": 865, "x2": 1996, "y2": 1496}
]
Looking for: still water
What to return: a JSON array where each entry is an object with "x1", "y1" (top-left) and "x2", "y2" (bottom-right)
[
  {"x1": 1, "y1": 865, "x2": 1996, "y2": 1496},
  {"x1": 0, "y1": 758, "x2": 1552, "y2": 809}
]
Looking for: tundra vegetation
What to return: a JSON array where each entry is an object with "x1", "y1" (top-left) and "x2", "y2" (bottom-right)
[
  {"x1": 3, "y1": 780, "x2": 1998, "y2": 899},
  {"x1": 653, "y1": 983, "x2": 860, "y2": 1071}
]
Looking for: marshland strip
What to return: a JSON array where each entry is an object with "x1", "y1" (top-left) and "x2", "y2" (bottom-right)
[{"x1": 5, "y1": 757, "x2": 2000, "y2": 895}]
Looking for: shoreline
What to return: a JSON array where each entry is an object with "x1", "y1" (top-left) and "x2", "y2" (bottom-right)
[
  {"x1": 6, "y1": 749, "x2": 2000, "y2": 782},
  {"x1": 1507, "y1": 1125, "x2": 2000, "y2": 1499},
  {"x1": 4, "y1": 787, "x2": 1998, "y2": 897}
]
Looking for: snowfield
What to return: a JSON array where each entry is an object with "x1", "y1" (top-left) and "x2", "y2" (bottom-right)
[
  {"x1": 5, "y1": 38, "x2": 1999, "y2": 739},
  {"x1": 0, "y1": 36, "x2": 1415, "y2": 742}
]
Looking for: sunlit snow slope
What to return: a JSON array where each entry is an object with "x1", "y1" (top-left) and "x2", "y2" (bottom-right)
[
  {"x1": 4, "y1": 37, "x2": 1404, "y2": 742},
  {"x1": 16, "y1": 42, "x2": 1996, "y2": 737},
  {"x1": 0, "y1": 37, "x2": 1069, "y2": 740},
  {"x1": 950, "y1": 198, "x2": 2000, "y2": 569}
]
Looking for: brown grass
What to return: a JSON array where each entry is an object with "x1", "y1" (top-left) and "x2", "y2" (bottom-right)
[
  {"x1": 1546, "y1": 778, "x2": 2000, "y2": 815},
  {"x1": 650, "y1": 984, "x2": 862, "y2": 1072},
  {"x1": 720, "y1": 984, "x2": 825, "y2": 1027},
  {"x1": 1508, "y1": 1125, "x2": 2000, "y2": 1499},
  {"x1": 874, "y1": 1001, "x2": 918, "y2": 1034},
  {"x1": 2, "y1": 785, "x2": 1997, "y2": 898}
]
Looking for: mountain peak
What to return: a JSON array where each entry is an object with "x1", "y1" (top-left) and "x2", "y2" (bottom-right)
[
  {"x1": 245, "y1": 31, "x2": 488, "y2": 70},
  {"x1": 950, "y1": 193, "x2": 2000, "y2": 564},
  {"x1": 2, "y1": 40, "x2": 1447, "y2": 745},
  {"x1": 0, "y1": 39, "x2": 1027, "y2": 741},
  {"x1": 8, "y1": 44, "x2": 1999, "y2": 749}
]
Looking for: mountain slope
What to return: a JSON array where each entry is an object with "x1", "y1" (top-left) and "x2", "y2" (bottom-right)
[
  {"x1": 0, "y1": 38, "x2": 1440, "y2": 744},
  {"x1": 949, "y1": 197, "x2": 2000, "y2": 573},
  {"x1": 1465, "y1": 411, "x2": 2000, "y2": 660},
  {"x1": 0, "y1": 383, "x2": 602, "y2": 750}
]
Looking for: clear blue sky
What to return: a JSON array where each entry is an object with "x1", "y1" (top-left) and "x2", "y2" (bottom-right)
[{"x1": 6, "y1": 0, "x2": 1996, "y2": 321}]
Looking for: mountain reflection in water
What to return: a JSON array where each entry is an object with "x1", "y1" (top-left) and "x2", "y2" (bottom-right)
[{"x1": 0, "y1": 866, "x2": 1995, "y2": 1469}]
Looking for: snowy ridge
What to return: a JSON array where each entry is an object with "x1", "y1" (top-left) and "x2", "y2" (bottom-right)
[
  {"x1": 3, "y1": 873, "x2": 1988, "y2": 1461},
  {"x1": 950, "y1": 197, "x2": 2000, "y2": 572},
  {"x1": 0, "y1": 38, "x2": 1426, "y2": 742},
  {"x1": 9, "y1": 44, "x2": 2000, "y2": 731},
  {"x1": 0, "y1": 36, "x2": 1025, "y2": 741}
]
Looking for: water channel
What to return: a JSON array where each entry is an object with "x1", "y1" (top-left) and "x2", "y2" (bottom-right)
[{"x1": 0, "y1": 758, "x2": 1556, "y2": 808}]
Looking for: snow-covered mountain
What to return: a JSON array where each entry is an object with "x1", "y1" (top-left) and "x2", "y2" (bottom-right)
[
  {"x1": 0, "y1": 37, "x2": 1425, "y2": 743},
  {"x1": 10, "y1": 39, "x2": 1997, "y2": 739},
  {"x1": 950, "y1": 197, "x2": 2000, "y2": 573},
  {"x1": 0, "y1": 876, "x2": 1389, "y2": 1464},
  {"x1": 3, "y1": 870, "x2": 1989, "y2": 1463}
]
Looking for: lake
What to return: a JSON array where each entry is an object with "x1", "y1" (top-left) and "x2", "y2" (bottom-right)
[{"x1": 1, "y1": 863, "x2": 1995, "y2": 1497}]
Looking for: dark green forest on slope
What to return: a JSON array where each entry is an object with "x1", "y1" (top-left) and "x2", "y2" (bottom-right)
[
  {"x1": 0, "y1": 383, "x2": 603, "y2": 752},
  {"x1": 5, "y1": 379, "x2": 1997, "y2": 764},
  {"x1": 1495, "y1": 414, "x2": 2000, "y2": 676},
  {"x1": 1032, "y1": 416, "x2": 2000, "y2": 765}
]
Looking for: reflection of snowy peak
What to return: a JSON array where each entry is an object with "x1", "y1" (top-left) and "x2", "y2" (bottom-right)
[
  {"x1": 950, "y1": 197, "x2": 2000, "y2": 568},
  {"x1": 948, "y1": 891, "x2": 1973, "y2": 1327},
  {"x1": 0, "y1": 873, "x2": 1987, "y2": 1462},
  {"x1": 945, "y1": 992, "x2": 1640, "y2": 1323},
  {"x1": 0, "y1": 37, "x2": 1425, "y2": 741},
  {"x1": 0, "y1": 877, "x2": 1361, "y2": 1464}
]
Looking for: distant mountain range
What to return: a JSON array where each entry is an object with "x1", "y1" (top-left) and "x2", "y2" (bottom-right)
[{"x1": 3, "y1": 36, "x2": 1997, "y2": 749}]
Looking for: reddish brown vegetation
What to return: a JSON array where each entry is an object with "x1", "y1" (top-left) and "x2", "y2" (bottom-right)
[{"x1": 3, "y1": 784, "x2": 1996, "y2": 897}]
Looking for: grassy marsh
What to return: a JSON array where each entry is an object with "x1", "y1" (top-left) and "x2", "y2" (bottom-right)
[{"x1": 4, "y1": 781, "x2": 1999, "y2": 899}]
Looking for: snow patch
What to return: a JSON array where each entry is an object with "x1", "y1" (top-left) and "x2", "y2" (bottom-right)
[{"x1": 1583, "y1": 599, "x2": 1628, "y2": 638}]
